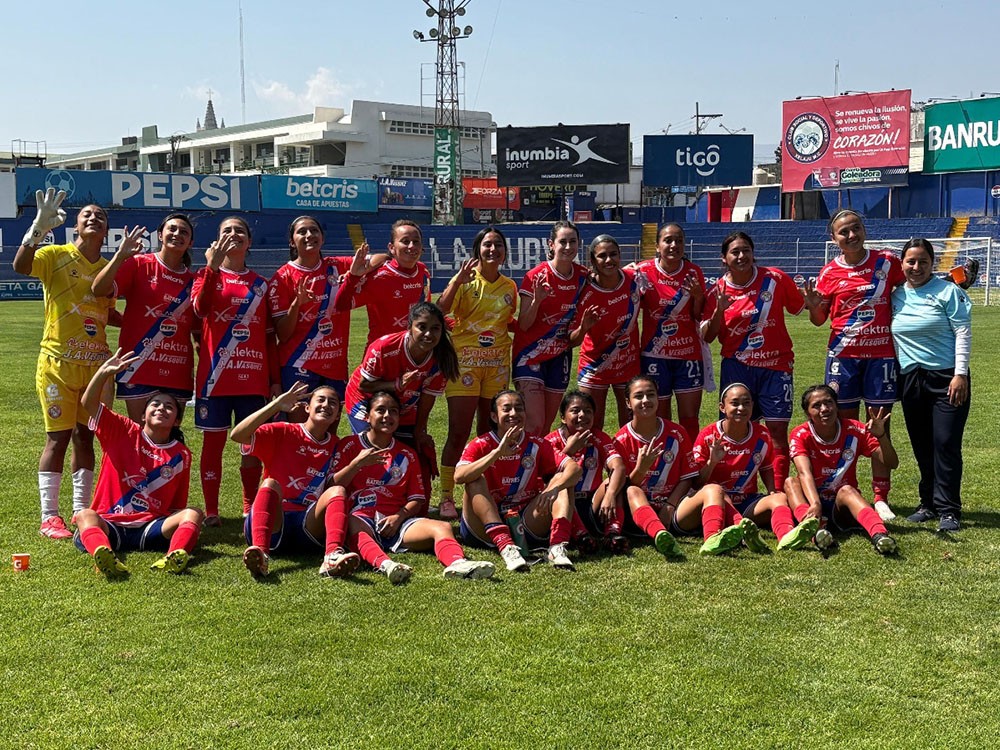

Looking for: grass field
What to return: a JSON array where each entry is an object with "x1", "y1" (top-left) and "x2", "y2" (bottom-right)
[{"x1": 1, "y1": 300, "x2": 999, "y2": 749}]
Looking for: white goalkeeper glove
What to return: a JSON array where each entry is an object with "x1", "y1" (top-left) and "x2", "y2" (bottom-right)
[{"x1": 22, "y1": 187, "x2": 67, "y2": 247}]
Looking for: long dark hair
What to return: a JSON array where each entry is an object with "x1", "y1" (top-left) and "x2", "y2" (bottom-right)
[
  {"x1": 157, "y1": 213, "x2": 194, "y2": 268},
  {"x1": 902, "y1": 237, "x2": 935, "y2": 261},
  {"x1": 471, "y1": 225, "x2": 508, "y2": 266},
  {"x1": 408, "y1": 301, "x2": 460, "y2": 381},
  {"x1": 546, "y1": 220, "x2": 581, "y2": 259},
  {"x1": 800, "y1": 383, "x2": 838, "y2": 413},
  {"x1": 288, "y1": 216, "x2": 324, "y2": 261}
]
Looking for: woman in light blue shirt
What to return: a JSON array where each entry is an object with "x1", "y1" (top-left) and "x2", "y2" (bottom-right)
[{"x1": 891, "y1": 239, "x2": 972, "y2": 532}]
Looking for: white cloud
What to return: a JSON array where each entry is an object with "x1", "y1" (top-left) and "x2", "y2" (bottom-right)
[{"x1": 253, "y1": 67, "x2": 352, "y2": 116}]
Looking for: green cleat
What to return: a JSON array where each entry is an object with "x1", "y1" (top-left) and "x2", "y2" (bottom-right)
[
  {"x1": 93, "y1": 545, "x2": 129, "y2": 579},
  {"x1": 740, "y1": 517, "x2": 770, "y2": 554},
  {"x1": 699, "y1": 523, "x2": 744, "y2": 555},
  {"x1": 150, "y1": 548, "x2": 190, "y2": 574},
  {"x1": 777, "y1": 517, "x2": 820, "y2": 551},
  {"x1": 654, "y1": 529, "x2": 683, "y2": 558}
]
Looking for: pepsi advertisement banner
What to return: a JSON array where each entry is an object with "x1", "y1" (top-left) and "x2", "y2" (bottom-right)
[
  {"x1": 378, "y1": 177, "x2": 433, "y2": 210},
  {"x1": 496, "y1": 124, "x2": 630, "y2": 186},
  {"x1": 643, "y1": 134, "x2": 754, "y2": 187},
  {"x1": 261, "y1": 175, "x2": 377, "y2": 212}
]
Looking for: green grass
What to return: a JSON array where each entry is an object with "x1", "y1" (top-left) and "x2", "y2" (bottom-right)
[{"x1": 2, "y1": 301, "x2": 999, "y2": 749}]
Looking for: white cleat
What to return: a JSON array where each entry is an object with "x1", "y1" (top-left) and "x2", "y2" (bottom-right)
[
  {"x1": 443, "y1": 558, "x2": 496, "y2": 579},
  {"x1": 499, "y1": 544, "x2": 529, "y2": 572},
  {"x1": 547, "y1": 542, "x2": 575, "y2": 570},
  {"x1": 874, "y1": 500, "x2": 896, "y2": 522}
]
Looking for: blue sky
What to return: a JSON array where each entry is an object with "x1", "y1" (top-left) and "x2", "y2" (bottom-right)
[{"x1": 3, "y1": 0, "x2": 995, "y2": 161}]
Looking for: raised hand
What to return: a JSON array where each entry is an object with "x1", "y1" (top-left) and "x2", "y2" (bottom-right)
[
  {"x1": 563, "y1": 429, "x2": 593, "y2": 457},
  {"x1": 293, "y1": 276, "x2": 315, "y2": 308},
  {"x1": 396, "y1": 369, "x2": 422, "y2": 393},
  {"x1": 455, "y1": 257, "x2": 479, "y2": 284},
  {"x1": 683, "y1": 273, "x2": 705, "y2": 302},
  {"x1": 349, "y1": 242, "x2": 374, "y2": 277},
  {"x1": 707, "y1": 436, "x2": 727, "y2": 465},
  {"x1": 274, "y1": 381, "x2": 310, "y2": 412},
  {"x1": 22, "y1": 188, "x2": 67, "y2": 247},
  {"x1": 802, "y1": 278, "x2": 825, "y2": 310},
  {"x1": 866, "y1": 407, "x2": 892, "y2": 437},
  {"x1": 711, "y1": 284, "x2": 732, "y2": 316},
  {"x1": 113, "y1": 225, "x2": 147, "y2": 261},
  {"x1": 98, "y1": 347, "x2": 141, "y2": 376},
  {"x1": 533, "y1": 274, "x2": 552, "y2": 304},
  {"x1": 637, "y1": 439, "x2": 664, "y2": 472},
  {"x1": 205, "y1": 233, "x2": 237, "y2": 270},
  {"x1": 498, "y1": 425, "x2": 524, "y2": 456},
  {"x1": 354, "y1": 445, "x2": 392, "y2": 468},
  {"x1": 578, "y1": 305, "x2": 600, "y2": 333}
]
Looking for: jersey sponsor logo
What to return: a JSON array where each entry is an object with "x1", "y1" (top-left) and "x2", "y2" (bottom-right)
[
  {"x1": 747, "y1": 332, "x2": 765, "y2": 349},
  {"x1": 478, "y1": 330, "x2": 496, "y2": 347},
  {"x1": 83, "y1": 318, "x2": 98, "y2": 336},
  {"x1": 160, "y1": 320, "x2": 177, "y2": 337},
  {"x1": 856, "y1": 306, "x2": 876, "y2": 321},
  {"x1": 355, "y1": 490, "x2": 378, "y2": 508},
  {"x1": 232, "y1": 324, "x2": 251, "y2": 341},
  {"x1": 662, "y1": 321, "x2": 679, "y2": 337},
  {"x1": 317, "y1": 319, "x2": 333, "y2": 335},
  {"x1": 46, "y1": 384, "x2": 60, "y2": 400}
]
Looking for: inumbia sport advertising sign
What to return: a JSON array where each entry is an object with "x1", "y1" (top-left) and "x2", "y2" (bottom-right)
[
  {"x1": 923, "y1": 98, "x2": 1000, "y2": 173},
  {"x1": 496, "y1": 124, "x2": 630, "y2": 186},
  {"x1": 780, "y1": 90, "x2": 911, "y2": 192},
  {"x1": 642, "y1": 134, "x2": 754, "y2": 187}
]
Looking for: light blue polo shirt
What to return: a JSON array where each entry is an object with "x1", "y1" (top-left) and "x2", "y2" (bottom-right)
[{"x1": 891, "y1": 276, "x2": 972, "y2": 374}]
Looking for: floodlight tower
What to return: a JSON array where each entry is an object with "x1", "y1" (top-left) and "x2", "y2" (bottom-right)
[{"x1": 414, "y1": 0, "x2": 473, "y2": 225}]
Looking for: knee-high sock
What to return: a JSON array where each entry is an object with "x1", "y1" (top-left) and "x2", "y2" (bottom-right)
[
  {"x1": 872, "y1": 477, "x2": 891, "y2": 504},
  {"x1": 39, "y1": 471, "x2": 61, "y2": 519},
  {"x1": 792, "y1": 502, "x2": 810, "y2": 522},
  {"x1": 250, "y1": 485, "x2": 281, "y2": 549},
  {"x1": 603, "y1": 505, "x2": 625, "y2": 536},
  {"x1": 80, "y1": 526, "x2": 110, "y2": 555},
  {"x1": 200, "y1": 430, "x2": 227, "y2": 517},
  {"x1": 485, "y1": 522, "x2": 515, "y2": 551},
  {"x1": 702, "y1": 505, "x2": 725, "y2": 540},
  {"x1": 857, "y1": 506, "x2": 887, "y2": 539},
  {"x1": 632, "y1": 505, "x2": 666, "y2": 541},
  {"x1": 772, "y1": 453, "x2": 790, "y2": 492},
  {"x1": 724, "y1": 503, "x2": 743, "y2": 526},
  {"x1": 770, "y1": 505, "x2": 794, "y2": 540},
  {"x1": 349, "y1": 531, "x2": 389, "y2": 569},
  {"x1": 240, "y1": 465, "x2": 262, "y2": 515},
  {"x1": 71, "y1": 468, "x2": 94, "y2": 514},
  {"x1": 323, "y1": 496, "x2": 349, "y2": 554},
  {"x1": 434, "y1": 538, "x2": 465, "y2": 567},
  {"x1": 549, "y1": 516, "x2": 571, "y2": 546},
  {"x1": 168, "y1": 521, "x2": 201, "y2": 554}
]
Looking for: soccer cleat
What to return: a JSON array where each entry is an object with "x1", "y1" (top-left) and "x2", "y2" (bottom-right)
[
  {"x1": 242, "y1": 545, "x2": 270, "y2": 578},
  {"x1": 150, "y1": 548, "x2": 190, "y2": 574},
  {"x1": 443, "y1": 558, "x2": 496, "y2": 580},
  {"x1": 654, "y1": 529, "x2": 683, "y2": 558},
  {"x1": 380, "y1": 559, "x2": 413, "y2": 585},
  {"x1": 547, "y1": 542, "x2": 575, "y2": 570},
  {"x1": 93, "y1": 545, "x2": 129, "y2": 579},
  {"x1": 740, "y1": 517, "x2": 770, "y2": 554},
  {"x1": 699, "y1": 523, "x2": 744, "y2": 555},
  {"x1": 203, "y1": 515, "x2": 222, "y2": 528},
  {"x1": 319, "y1": 549, "x2": 360, "y2": 578},
  {"x1": 607, "y1": 534, "x2": 632, "y2": 556},
  {"x1": 571, "y1": 533, "x2": 599, "y2": 555},
  {"x1": 873, "y1": 500, "x2": 896, "y2": 522},
  {"x1": 777, "y1": 517, "x2": 820, "y2": 551},
  {"x1": 814, "y1": 527, "x2": 837, "y2": 551},
  {"x1": 907, "y1": 506, "x2": 937, "y2": 524},
  {"x1": 499, "y1": 544, "x2": 530, "y2": 572},
  {"x1": 438, "y1": 498, "x2": 459, "y2": 521},
  {"x1": 872, "y1": 532, "x2": 898, "y2": 555},
  {"x1": 937, "y1": 514, "x2": 961, "y2": 533},
  {"x1": 40, "y1": 515, "x2": 73, "y2": 540}
]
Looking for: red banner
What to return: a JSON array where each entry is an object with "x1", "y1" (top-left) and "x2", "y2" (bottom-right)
[
  {"x1": 462, "y1": 179, "x2": 521, "y2": 209},
  {"x1": 781, "y1": 90, "x2": 911, "y2": 192}
]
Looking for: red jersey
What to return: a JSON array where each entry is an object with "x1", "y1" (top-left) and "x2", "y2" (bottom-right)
[
  {"x1": 635, "y1": 258, "x2": 705, "y2": 361},
  {"x1": 458, "y1": 432, "x2": 568, "y2": 511},
  {"x1": 789, "y1": 418, "x2": 879, "y2": 497},
  {"x1": 613, "y1": 419, "x2": 696, "y2": 500},
  {"x1": 240, "y1": 422, "x2": 337, "y2": 510},
  {"x1": 344, "y1": 331, "x2": 447, "y2": 426},
  {"x1": 692, "y1": 421, "x2": 773, "y2": 497},
  {"x1": 90, "y1": 404, "x2": 192, "y2": 527},
  {"x1": 332, "y1": 433, "x2": 424, "y2": 518},
  {"x1": 544, "y1": 427, "x2": 620, "y2": 494},
  {"x1": 572, "y1": 268, "x2": 641, "y2": 387},
  {"x1": 815, "y1": 250, "x2": 904, "y2": 358},
  {"x1": 703, "y1": 266, "x2": 804, "y2": 372},
  {"x1": 350, "y1": 259, "x2": 432, "y2": 346},
  {"x1": 191, "y1": 266, "x2": 271, "y2": 398},
  {"x1": 114, "y1": 254, "x2": 196, "y2": 391},
  {"x1": 512, "y1": 261, "x2": 589, "y2": 369},
  {"x1": 268, "y1": 256, "x2": 354, "y2": 380}
]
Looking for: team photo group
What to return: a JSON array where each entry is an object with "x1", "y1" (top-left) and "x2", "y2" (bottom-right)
[{"x1": 13, "y1": 187, "x2": 973, "y2": 583}]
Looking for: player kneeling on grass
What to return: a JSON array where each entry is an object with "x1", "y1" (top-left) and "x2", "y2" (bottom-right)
[
  {"x1": 322, "y1": 390, "x2": 494, "y2": 585},
  {"x1": 786, "y1": 385, "x2": 899, "y2": 555},
  {"x1": 456, "y1": 390, "x2": 582, "y2": 572},
  {"x1": 691, "y1": 383, "x2": 818, "y2": 553},
  {"x1": 74, "y1": 349, "x2": 202, "y2": 579},
  {"x1": 233, "y1": 382, "x2": 357, "y2": 578}
]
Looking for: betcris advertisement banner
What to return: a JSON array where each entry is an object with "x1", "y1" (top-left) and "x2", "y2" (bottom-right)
[
  {"x1": 643, "y1": 135, "x2": 754, "y2": 187},
  {"x1": 378, "y1": 176, "x2": 433, "y2": 210},
  {"x1": 496, "y1": 124, "x2": 630, "y2": 186},
  {"x1": 780, "y1": 90, "x2": 911, "y2": 192},
  {"x1": 16, "y1": 167, "x2": 260, "y2": 211},
  {"x1": 923, "y1": 98, "x2": 1000, "y2": 174},
  {"x1": 261, "y1": 175, "x2": 377, "y2": 212}
]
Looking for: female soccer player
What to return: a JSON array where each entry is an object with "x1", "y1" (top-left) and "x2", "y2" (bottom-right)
[
  {"x1": 437, "y1": 226, "x2": 518, "y2": 521},
  {"x1": 233, "y1": 382, "x2": 352, "y2": 578},
  {"x1": 568, "y1": 234, "x2": 641, "y2": 432},
  {"x1": 786, "y1": 385, "x2": 899, "y2": 554},
  {"x1": 13, "y1": 192, "x2": 119, "y2": 538},
  {"x1": 456, "y1": 390, "x2": 582, "y2": 571},
  {"x1": 633, "y1": 223, "x2": 707, "y2": 441},
  {"x1": 703, "y1": 231, "x2": 806, "y2": 489},
  {"x1": 191, "y1": 217, "x2": 274, "y2": 525},
  {"x1": 692, "y1": 383, "x2": 818, "y2": 552},
  {"x1": 92, "y1": 212, "x2": 197, "y2": 423},
  {"x1": 325, "y1": 390, "x2": 495, "y2": 584},
  {"x1": 806, "y1": 209, "x2": 905, "y2": 520},
  {"x1": 73, "y1": 349, "x2": 202, "y2": 578},
  {"x1": 513, "y1": 221, "x2": 589, "y2": 436}
]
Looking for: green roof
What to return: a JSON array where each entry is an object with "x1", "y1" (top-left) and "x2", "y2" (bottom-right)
[{"x1": 144, "y1": 114, "x2": 315, "y2": 147}]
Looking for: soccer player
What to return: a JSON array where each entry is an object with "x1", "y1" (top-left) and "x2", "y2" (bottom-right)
[
  {"x1": 568, "y1": 234, "x2": 641, "y2": 432},
  {"x1": 456, "y1": 390, "x2": 582, "y2": 571},
  {"x1": 13, "y1": 191, "x2": 119, "y2": 539},
  {"x1": 692, "y1": 383, "x2": 818, "y2": 552},
  {"x1": 73, "y1": 349, "x2": 202, "y2": 578},
  {"x1": 806, "y1": 209, "x2": 905, "y2": 521},
  {"x1": 703, "y1": 231, "x2": 806, "y2": 489},
  {"x1": 513, "y1": 221, "x2": 589, "y2": 436},
  {"x1": 437, "y1": 226, "x2": 518, "y2": 521},
  {"x1": 633, "y1": 223, "x2": 707, "y2": 441},
  {"x1": 233, "y1": 382, "x2": 352, "y2": 579},
  {"x1": 786, "y1": 385, "x2": 899, "y2": 554},
  {"x1": 92, "y1": 213, "x2": 197, "y2": 423},
  {"x1": 325, "y1": 391, "x2": 495, "y2": 584}
]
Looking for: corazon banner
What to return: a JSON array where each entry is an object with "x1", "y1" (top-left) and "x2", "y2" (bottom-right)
[{"x1": 496, "y1": 124, "x2": 630, "y2": 186}]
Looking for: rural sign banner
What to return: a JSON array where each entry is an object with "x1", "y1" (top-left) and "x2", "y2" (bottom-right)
[{"x1": 923, "y1": 97, "x2": 1000, "y2": 174}]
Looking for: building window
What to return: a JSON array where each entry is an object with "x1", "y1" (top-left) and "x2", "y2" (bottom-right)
[{"x1": 387, "y1": 120, "x2": 486, "y2": 140}]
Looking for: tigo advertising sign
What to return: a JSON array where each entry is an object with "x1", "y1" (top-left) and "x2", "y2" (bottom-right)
[{"x1": 643, "y1": 134, "x2": 754, "y2": 187}]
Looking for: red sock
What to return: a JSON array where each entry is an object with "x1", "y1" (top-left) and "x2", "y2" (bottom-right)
[
  {"x1": 200, "y1": 430, "x2": 227, "y2": 517},
  {"x1": 570, "y1": 513, "x2": 589, "y2": 540},
  {"x1": 770, "y1": 505, "x2": 794, "y2": 540},
  {"x1": 434, "y1": 538, "x2": 465, "y2": 567},
  {"x1": 632, "y1": 505, "x2": 666, "y2": 541},
  {"x1": 250, "y1": 485, "x2": 281, "y2": 549},
  {"x1": 81, "y1": 526, "x2": 111, "y2": 555},
  {"x1": 680, "y1": 416, "x2": 700, "y2": 443},
  {"x1": 872, "y1": 477, "x2": 891, "y2": 504},
  {"x1": 323, "y1": 496, "x2": 348, "y2": 554},
  {"x1": 857, "y1": 507, "x2": 887, "y2": 538},
  {"x1": 240, "y1": 465, "x2": 262, "y2": 515},
  {"x1": 724, "y1": 503, "x2": 742, "y2": 526},
  {"x1": 772, "y1": 453, "x2": 790, "y2": 491},
  {"x1": 792, "y1": 502, "x2": 810, "y2": 522},
  {"x1": 485, "y1": 522, "x2": 515, "y2": 551},
  {"x1": 603, "y1": 504, "x2": 625, "y2": 536},
  {"x1": 349, "y1": 532, "x2": 389, "y2": 569},
  {"x1": 550, "y1": 516, "x2": 571, "y2": 546},
  {"x1": 168, "y1": 521, "x2": 201, "y2": 554},
  {"x1": 702, "y1": 505, "x2": 725, "y2": 540}
]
